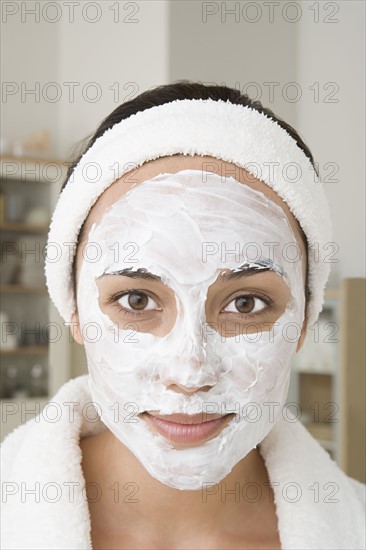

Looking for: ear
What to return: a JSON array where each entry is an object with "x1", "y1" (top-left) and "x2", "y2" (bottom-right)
[
  {"x1": 296, "y1": 317, "x2": 308, "y2": 352},
  {"x1": 70, "y1": 310, "x2": 84, "y2": 345}
]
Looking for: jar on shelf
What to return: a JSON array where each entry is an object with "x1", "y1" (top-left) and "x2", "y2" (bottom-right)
[
  {"x1": 28, "y1": 363, "x2": 48, "y2": 397},
  {"x1": 5, "y1": 193, "x2": 26, "y2": 222}
]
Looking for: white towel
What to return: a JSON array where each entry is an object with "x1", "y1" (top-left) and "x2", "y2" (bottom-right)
[{"x1": 1, "y1": 375, "x2": 365, "y2": 550}]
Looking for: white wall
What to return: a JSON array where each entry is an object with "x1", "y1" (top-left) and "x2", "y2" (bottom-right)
[
  {"x1": 169, "y1": 0, "x2": 299, "y2": 126},
  {"x1": 1, "y1": 0, "x2": 364, "y2": 282},
  {"x1": 1, "y1": 0, "x2": 169, "y2": 158},
  {"x1": 57, "y1": 0, "x2": 169, "y2": 158},
  {"x1": 296, "y1": 0, "x2": 365, "y2": 279},
  {"x1": 1, "y1": 3, "x2": 60, "y2": 151}
]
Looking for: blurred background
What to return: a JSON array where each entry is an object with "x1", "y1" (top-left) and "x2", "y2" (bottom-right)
[{"x1": 0, "y1": 0, "x2": 365, "y2": 481}]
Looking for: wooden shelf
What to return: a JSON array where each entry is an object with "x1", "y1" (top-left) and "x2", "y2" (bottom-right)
[
  {"x1": 0, "y1": 154, "x2": 64, "y2": 165},
  {"x1": 1, "y1": 346, "x2": 48, "y2": 355},
  {"x1": 293, "y1": 364, "x2": 336, "y2": 376},
  {"x1": 0, "y1": 222, "x2": 49, "y2": 233},
  {"x1": 0, "y1": 156, "x2": 69, "y2": 444},
  {"x1": 0, "y1": 285, "x2": 47, "y2": 294}
]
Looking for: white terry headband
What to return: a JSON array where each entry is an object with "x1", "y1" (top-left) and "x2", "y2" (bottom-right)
[{"x1": 45, "y1": 98, "x2": 332, "y2": 327}]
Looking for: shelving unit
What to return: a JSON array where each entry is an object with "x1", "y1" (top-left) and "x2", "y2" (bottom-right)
[
  {"x1": 286, "y1": 279, "x2": 365, "y2": 483},
  {"x1": 0, "y1": 156, "x2": 72, "y2": 441}
]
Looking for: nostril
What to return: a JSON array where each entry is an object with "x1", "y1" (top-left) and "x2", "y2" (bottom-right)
[{"x1": 167, "y1": 383, "x2": 213, "y2": 395}]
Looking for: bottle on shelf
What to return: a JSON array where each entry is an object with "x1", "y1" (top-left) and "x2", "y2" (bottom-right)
[{"x1": 1, "y1": 364, "x2": 29, "y2": 399}]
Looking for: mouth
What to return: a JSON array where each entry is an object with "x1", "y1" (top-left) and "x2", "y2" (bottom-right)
[{"x1": 140, "y1": 411, "x2": 235, "y2": 445}]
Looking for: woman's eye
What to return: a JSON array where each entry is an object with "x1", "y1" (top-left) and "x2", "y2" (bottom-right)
[
  {"x1": 223, "y1": 295, "x2": 267, "y2": 315},
  {"x1": 117, "y1": 292, "x2": 159, "y2": 312}
]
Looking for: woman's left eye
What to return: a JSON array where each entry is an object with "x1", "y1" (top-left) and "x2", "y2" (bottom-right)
[
  {"x1": 223, "y1": 295, "x2": 267, "y2": 315},
  {"x1": 116, "y1": 292, "x2": 159, "y2": 312}
]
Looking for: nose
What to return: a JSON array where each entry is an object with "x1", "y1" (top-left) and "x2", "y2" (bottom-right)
[
  {"x1": 156, "y1": 291, "x2": 220, "y2": 392},
  {"x1": 158, "y1": 355, "x2": 219, "y2": 392}
]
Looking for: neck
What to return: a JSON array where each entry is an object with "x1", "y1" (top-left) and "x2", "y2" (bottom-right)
[{"x1": 80, "y1": 428, "x2": 278, "y2": 547}]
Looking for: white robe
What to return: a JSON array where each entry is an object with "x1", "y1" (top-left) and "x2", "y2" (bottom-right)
[{"x1": 1, "y1": 374, "x2": 365, "y2": 550}]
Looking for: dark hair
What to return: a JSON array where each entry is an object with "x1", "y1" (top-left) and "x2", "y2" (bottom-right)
[
  {"x1": 63, "y1": 80, "x2": 317, "y2": 191},
  {"x1": 67, "y1": 80, "x2": 311, "y2": 307}
]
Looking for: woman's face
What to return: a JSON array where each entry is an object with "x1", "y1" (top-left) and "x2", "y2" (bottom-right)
[{"x1": 71, "y1": 155, "x2": 308, "y2": 490}]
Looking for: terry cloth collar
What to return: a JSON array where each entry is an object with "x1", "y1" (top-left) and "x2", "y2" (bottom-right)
[{"x1": 2, "y1": 374, "x2": 364, "y2": 550}]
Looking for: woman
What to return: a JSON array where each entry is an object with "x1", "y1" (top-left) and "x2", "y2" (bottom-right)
[{"x1": 2, "y1": 81, "x2": 365, "y2": 550}]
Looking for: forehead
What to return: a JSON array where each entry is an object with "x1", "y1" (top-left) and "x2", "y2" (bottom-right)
[
  {"x1": 87, "y1": 170, "x2": 299, "y2": 287},
  {"x1": 84, "y1": 155, "x2": 303, "y2": 235},
  {"x1": 76, "y1": 155, "x2": 307, "y2": 272}
]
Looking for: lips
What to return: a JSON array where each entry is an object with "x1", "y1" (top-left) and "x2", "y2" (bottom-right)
[{"x1": 141, "y1": 411, "x2": 234, "y2": 444}]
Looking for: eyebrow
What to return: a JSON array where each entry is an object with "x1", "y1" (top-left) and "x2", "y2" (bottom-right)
[
  {"x1": 220, "y1": 266, "x2": 271, "y2": 280},
  {"x1": 97, "y1": 268, "x2": 162, "y2": 281},
  {"x1": 98, "y1": 264, "x2": 282, "y2": 282}
]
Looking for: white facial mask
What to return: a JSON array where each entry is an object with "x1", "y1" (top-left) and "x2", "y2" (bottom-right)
[{"x1": 76, "y1": 169, "x2": 305, "y2": 490}]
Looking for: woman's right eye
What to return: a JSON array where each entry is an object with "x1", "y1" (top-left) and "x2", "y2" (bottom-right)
[{"x1": 116, "y1": 292, "x2": 160, "y2": 312}]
